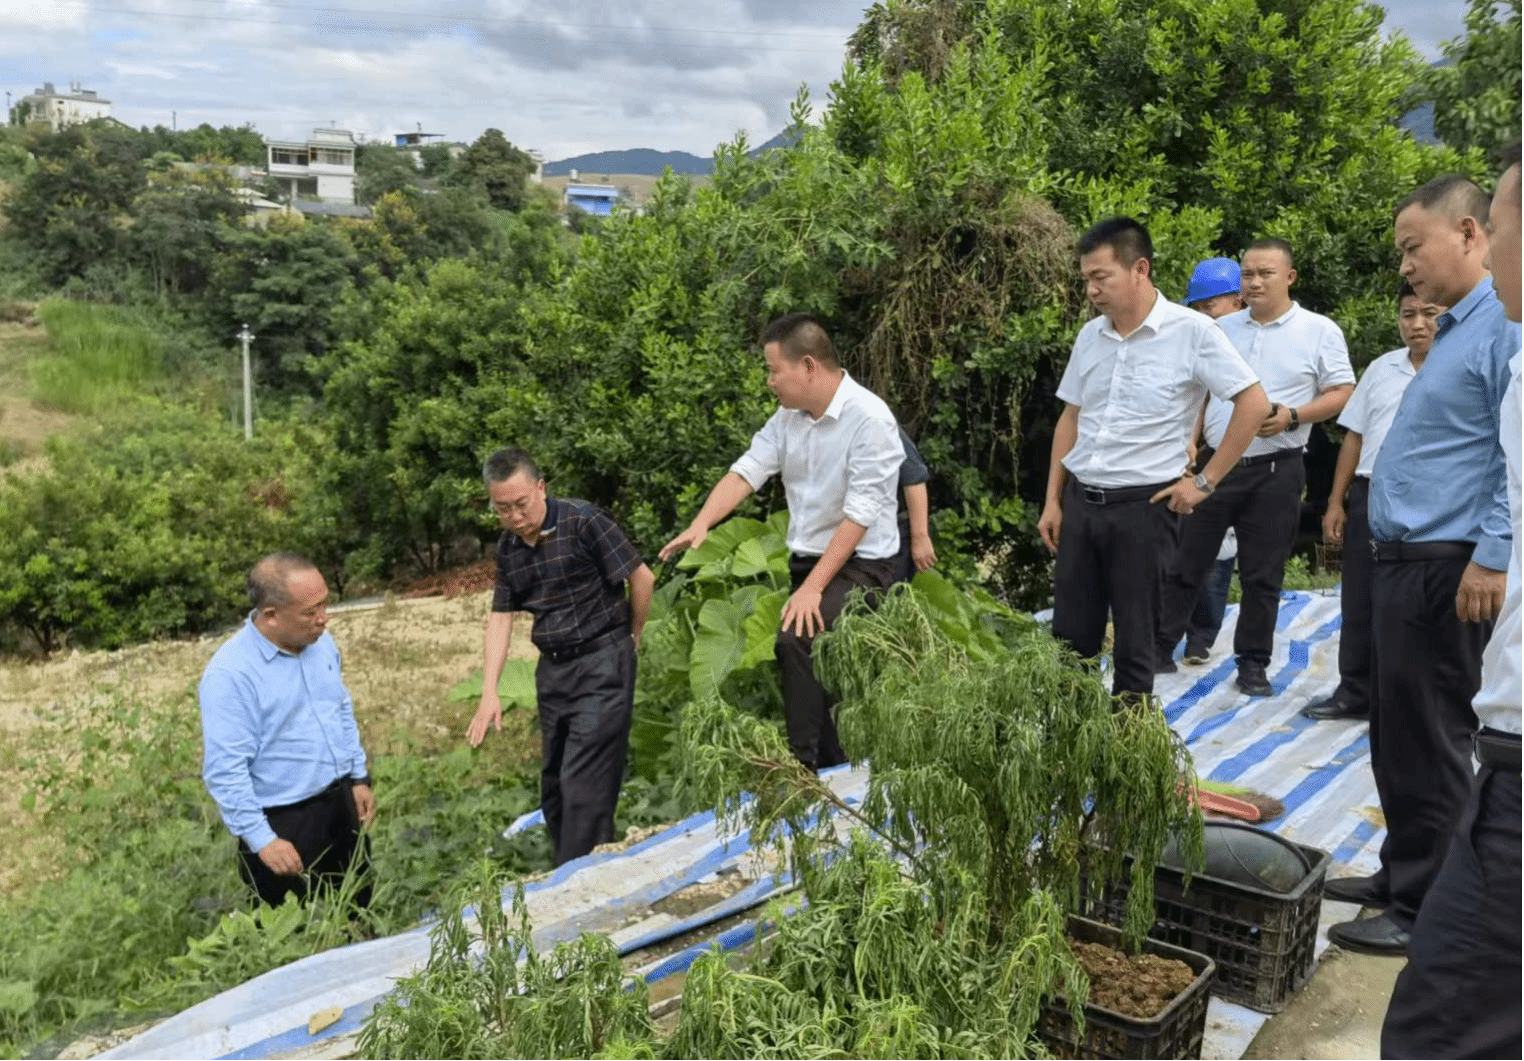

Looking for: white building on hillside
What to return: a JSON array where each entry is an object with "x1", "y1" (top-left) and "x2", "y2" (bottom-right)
[
  {"x1": 22, "y1": 81, "x2": 113, "y2": 130},
  {"x1": 264, "y1": 128, "x2": 357, "y2": 204}
]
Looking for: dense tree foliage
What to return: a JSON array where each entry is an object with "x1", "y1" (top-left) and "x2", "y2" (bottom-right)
[
  {"x1": 1420, "y1": 0, "x2": 1522, "y2": 158},
  {"x1": 0, "y1": 0, "x2": 1489, "y2": 644}
]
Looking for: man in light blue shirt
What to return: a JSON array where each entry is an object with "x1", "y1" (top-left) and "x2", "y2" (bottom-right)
[
  {"x1": 1325, "y1": 175, "x2": 1521, "y2": 956},
  {"x1": 200, "y1": 553, "x2": 375, "y2": 908}
]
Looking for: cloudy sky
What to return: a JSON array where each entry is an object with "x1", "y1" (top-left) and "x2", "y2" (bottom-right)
[{"x1": 2, "y1": 0, "x2": 1469, "y2": 162}]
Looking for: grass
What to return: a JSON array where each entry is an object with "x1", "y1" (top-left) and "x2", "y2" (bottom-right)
[{"x1": 28, "y1": 301, "x2": 174, "y2": 416}]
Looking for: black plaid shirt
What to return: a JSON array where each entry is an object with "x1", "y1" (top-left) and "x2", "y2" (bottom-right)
[{"x1": 491, "y1": 497, "x2": 643, "y2": 654}]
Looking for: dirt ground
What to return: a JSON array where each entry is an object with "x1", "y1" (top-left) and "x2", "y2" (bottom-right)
[{"x1": 1246, "y1": 948, "x2": 1404, "y2": 1059}]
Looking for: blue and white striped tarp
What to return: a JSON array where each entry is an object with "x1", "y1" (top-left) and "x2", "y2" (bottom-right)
[{"x1": 97, "y1": 589, "x2": 1378, "y2": 1061}]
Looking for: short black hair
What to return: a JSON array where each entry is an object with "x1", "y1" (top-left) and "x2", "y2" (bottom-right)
[
  {"x1": 482, "y1": 447, "x2": 542, "y2": 487},
  {"x1": 758, "y1": 312, "x2": 839, "y2": 367},
  {"x1": 1397, "y1": 279, "x2": 1419, "y2": 306},
  {"x1": 1077, "y1": 217, "x2": 1153, "y2": 268},
  {"x1": 1394, "y1": 174, "x2": 1492, "y2": 225},
  {"x1": 248, "y1": 552, "x2": 318, "y2": 611},
  {"x1": 1245, "y1": 237, "x2": 1294, "y2": 266}
]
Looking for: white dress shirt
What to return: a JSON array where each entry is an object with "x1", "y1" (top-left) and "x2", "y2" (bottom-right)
[
  {"x1": 731, "y1": 371, "x2": 905, "y2": 560},
  {"x1": 1057, "y1": 291, "x2": 1259, "y2": 489},
  {"x1": 1473, "y1": 351, "x2": 1522, "y2": 734},
  {"x1": 1337, "y1": 348, "x2": 1420, "y2": 478},
  {"x1": 1204, "y1": 302, "x2": 1355, "y2": 456}
]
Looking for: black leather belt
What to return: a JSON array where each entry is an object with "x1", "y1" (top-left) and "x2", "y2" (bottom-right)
[
  {"x1": 1238, "y1": 448, "x2": 1302, "y2": 468},
  {"x1": 1371, "y1": 540, "x2": 1474, "y2": 563},
  {"x1": 540, "y1": 626, "x2": 628, "y2": 664},
  {"x1": 1476, "y1": 727, "x2": 1522, "y2": 772},
  {"x1": 262, "y1": 776, "x2": 349, "y2": 816},
  {"x1": 1076, "y1": 481, "x2": 1175, "y2": 506}
]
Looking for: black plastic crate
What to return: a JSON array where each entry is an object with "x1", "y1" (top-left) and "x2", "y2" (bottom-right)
[
  {"x1": 1038, "y1": 916, "x2": 1216, "y2": 1060},
  {"x1": 1082, "y1": 826, "x2": 1331, "y2": 1013}
]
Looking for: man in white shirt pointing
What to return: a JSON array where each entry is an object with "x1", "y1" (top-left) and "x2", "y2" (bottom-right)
[
  {"x1": 662, "y1": 313, "x2": 904, "y2": 769},
  {"x1": 1040, "y1": 217, "x2": 1269, "y2": 702}
]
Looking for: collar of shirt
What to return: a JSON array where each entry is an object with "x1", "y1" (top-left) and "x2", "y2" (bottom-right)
[
  {"x1": 1242, "y1": 301, "x2": 1299, "y2": 329},
  {"x1": 1436, "y1": 277, "x2": 1494, "y2": 338},
  {"x1": 507, "y1": 497, "x2": 562, "y2": 551},
  {"x1": 796, "y1": 371, "x2": 857, "y2": 424},
  {"x1": 1098, "y1": 289, "x2": 1168, "y2": 342}
]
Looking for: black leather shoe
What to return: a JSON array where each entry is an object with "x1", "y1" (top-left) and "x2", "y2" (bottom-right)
[
  {"x1": 1301, "y1": 694, "x2": 1368, "y2": 721},
  {"x1": 1323, "y1": 873, "x2": 1387, "y2": 907},
  {"x1": 1328, "y1": 912, "x2": 1409, "y2": 955},
  {"x1": 1236, "y1": 663, "x2": 1272, "y2": 696},
  {"x1": 1182, "y1": 641, "x2": 1211, "y2": 665}
]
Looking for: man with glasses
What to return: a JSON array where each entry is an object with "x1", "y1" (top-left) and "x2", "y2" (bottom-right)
[{"x1": 468, "y1": 447, "x2": 655, "y2": 866}]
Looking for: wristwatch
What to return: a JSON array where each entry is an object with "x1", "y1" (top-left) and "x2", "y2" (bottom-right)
[
  {"x1": 1287, "y1": 407, "x2": 1300, "y2": 431},
  {"x1": 1193, "y1": 472, "x2": 1215, "y2": 495}
]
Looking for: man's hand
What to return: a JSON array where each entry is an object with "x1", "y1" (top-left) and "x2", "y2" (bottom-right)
[
  {"x1": 351, "y1": 783, "x2": 376, "y2": 829},
  {"x1": 1455, "y1": 561, "x2": 1507, "y2": 623},
  {"x1": 1257, "y1": 404, "x2": 1293, "y2": 438},
  {"x1": 258, "y1": 838, "x2": 304, "y2": 876},
  {"x1": 1038, "y1": 501, "x2": 1063, "y2": 554},
  {"x1": 1322, "y1": 503, "x2": 1346, "y2": 544},
  {"x1": 659, "y1": 524, "x2": 707, "y2": 562},
  {"x1": 1151, "y1": 476, "x2": 1210, "y2": 515},
  {"x1": 781, "y1": 586, "x2": 826, "y2": 638},
  {"x1": 467, "y1": 691, "x2": 502, "y2": 748},
  {"x1": 911, "y1": 532, "x2": 937, "y2": 572}
]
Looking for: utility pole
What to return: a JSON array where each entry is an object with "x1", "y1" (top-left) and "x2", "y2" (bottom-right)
[{"x1": 237, "y1": 324, "x2": 255, "y2": 440}]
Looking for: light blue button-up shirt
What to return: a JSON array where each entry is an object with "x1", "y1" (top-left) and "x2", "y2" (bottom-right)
[
  {"x1": 199, "y1": 617, "x2": 369, "y2": 853},
  {"x1": 1369, "y1": 278, "x2": 1521, "y2": 572}
]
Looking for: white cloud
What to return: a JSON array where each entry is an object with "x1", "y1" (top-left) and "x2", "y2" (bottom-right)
[{"x1": 1, "y1": 0, "x2": 1472, "y2": 158}]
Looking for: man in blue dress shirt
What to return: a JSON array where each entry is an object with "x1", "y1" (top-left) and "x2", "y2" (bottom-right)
[
  {"x1": 200, "y1": 553, "x2": 375, "y2": 908},
  {"x1": 1325, "y1": 175, "x2": 1521, "y2": 954}
]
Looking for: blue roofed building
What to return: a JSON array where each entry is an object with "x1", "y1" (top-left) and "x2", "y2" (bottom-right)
[{"x1": 564, "y1": 183, "x2": 620, "y2": 217}]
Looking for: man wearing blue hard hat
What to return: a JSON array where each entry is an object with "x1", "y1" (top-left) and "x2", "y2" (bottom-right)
[
  {"x1": 1156, "y1": 239, "x2": 1356, "y2": 696},
  {"x1": 1162, "y1": 258, "x2": 1246, "y2": 668}
]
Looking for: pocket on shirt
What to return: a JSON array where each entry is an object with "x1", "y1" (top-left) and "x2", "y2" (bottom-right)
[{"x1": 1126, "y1": 360, "x2": 1194, "y2": 418}]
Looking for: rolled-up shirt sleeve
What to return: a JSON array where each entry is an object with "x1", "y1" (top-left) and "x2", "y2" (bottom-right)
[
  {"x1": 730, "y1": 409, "x2": 785, "y2": 491},
  {"x1": 199, "y1": 668, "x2": 278, "y2": 853},
  {"x1": 842, "y1": 418, "x2": 904, "y2": 529},
  {"x1": 1194, "y1": 326, "x2": 1260, "y2": 402}
]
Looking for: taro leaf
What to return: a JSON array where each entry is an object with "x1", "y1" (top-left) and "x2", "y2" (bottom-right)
[
  {"x1": 446, "y1": 657, "x2": 538, "y2": 708},
  {"x1": 677, "y1": 517, "x2": 768, "y2": 578},
  {"x1": 731, "y1": 536, "x2": 788, "y2": 580},
  {"x1": 740, "y1": 587, "x2": 788, "y2": 670},
  {"x1": 0, "y1": 979, "x2": 37, "y2": 1016},
  {"x1": 688, "y1": 591, "x2": 762, "y2": 699}
]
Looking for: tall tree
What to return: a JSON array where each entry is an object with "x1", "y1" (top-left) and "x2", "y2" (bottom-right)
[
  {"x1": 354, "y1": 144, "x2": 420, "y2": 205},
  {"x1": 444, "y1": 128, "x2": 536, "y2": 211},
  {"x1": 1421, "y1": 0, "x2": 1522, "y2": 158}
]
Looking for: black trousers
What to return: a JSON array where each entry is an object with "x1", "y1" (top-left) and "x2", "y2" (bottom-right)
[
  {"x1": 776, "y1": 553, "x2": 896, "y2": 770},
  {"x1": 1156, "y1": 455, "x2": 1304, "y2": 669},
  {"x1": 1334, "y1": 476, "x2": 1374, "y2": 709},
  {"x1": 238, "y1": 779, "x2": 372, "y2": 908},
  {"x1": 1382, "y1": 764, "x2": 1521, "y2": 1059},
  {"x1": 536, "y1": 635, "x2": 636, "y2": 866},
  {"x1": 1368, "y1": 554, "x2": 1490, "y2": 929},
  {"x1": 1051, "y1": 477, "x2": 1180, "y2": 696}
]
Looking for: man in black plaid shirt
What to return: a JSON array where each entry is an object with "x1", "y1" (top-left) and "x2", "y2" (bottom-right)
[{"x1": 467, "y1": 447, "x2": 655, "y2": 865}]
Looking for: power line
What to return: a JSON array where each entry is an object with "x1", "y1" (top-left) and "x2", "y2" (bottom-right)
[{"x1": 48, "y1": 1, "x2": 854, "y2": 54}]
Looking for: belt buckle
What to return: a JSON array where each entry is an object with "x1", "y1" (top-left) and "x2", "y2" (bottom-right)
[{"x1": 1083, "y1": 486, "x2": 1106, "y2": 505}]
